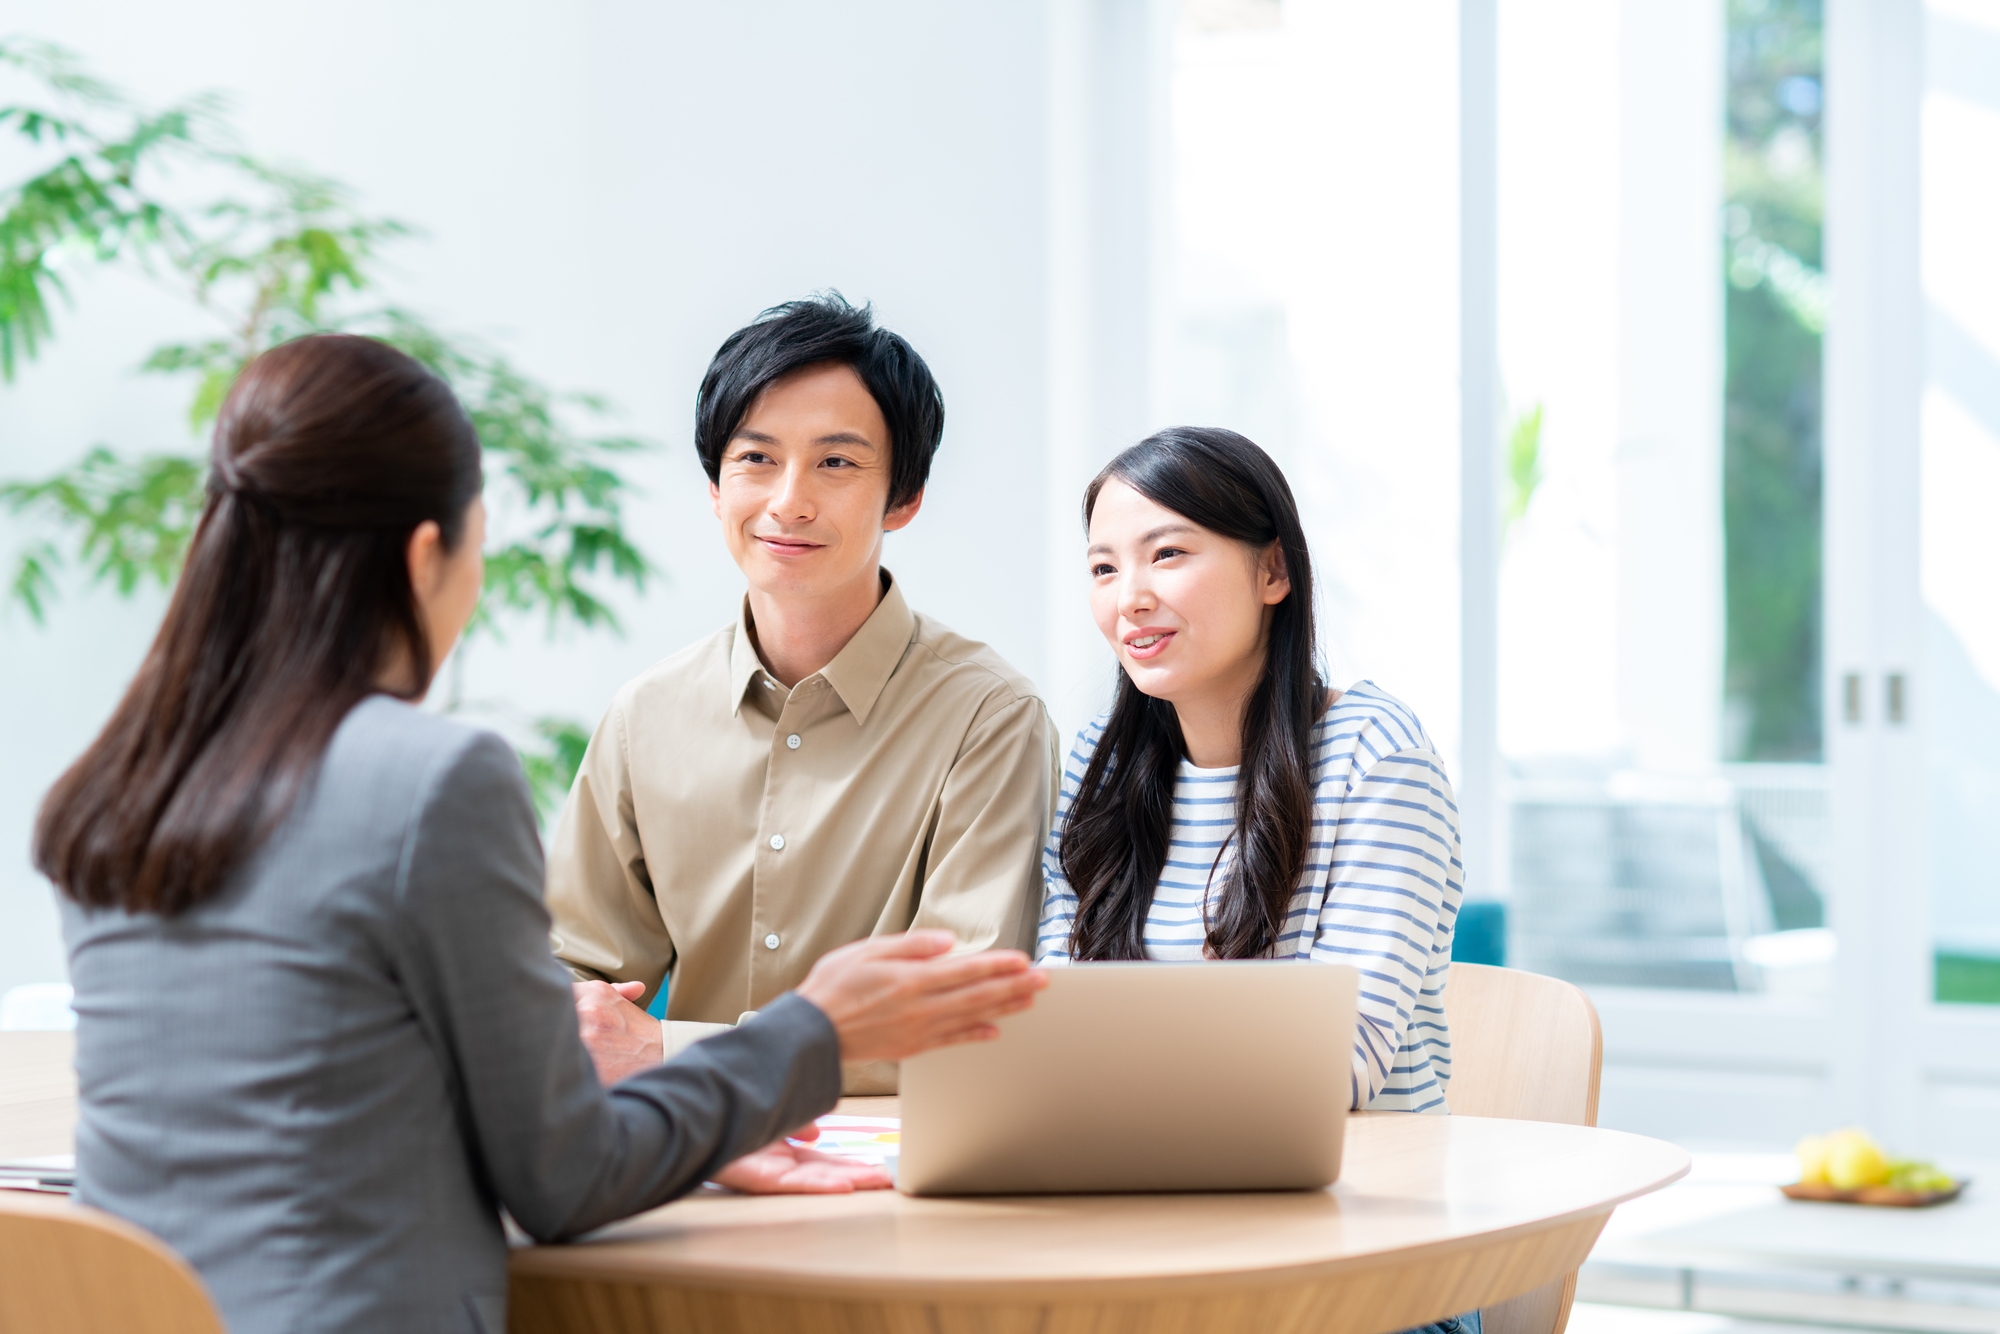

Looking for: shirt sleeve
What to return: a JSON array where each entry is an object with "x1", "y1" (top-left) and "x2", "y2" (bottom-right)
[
  {"x1": 390, "y1": 731, "x2": 842, "y2": 1242},
  {"x1": 543, "y1": 694, "x2": 678, "y2": 1007},
  {"x1": 907, "y1": 694, "x2": 1059, "y2": 955},
  {"x1": 1310, "y1": 746, "x2": 1463, "y2": 1111},
  {"x1": 1034, "y1": 724, "x2": 1095, "y2": 963}
]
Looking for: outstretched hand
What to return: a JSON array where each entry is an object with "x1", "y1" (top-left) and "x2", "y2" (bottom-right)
[
  {"x1": 709, "y1": 1134, "x2": 892, "y2": 1194},
  {"x1": 793, "y1": 929, "x2": 1048, "y2": 1064}
]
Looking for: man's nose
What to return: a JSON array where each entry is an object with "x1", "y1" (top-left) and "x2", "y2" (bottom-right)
[{"x1": 769, "y1": 463, "x2": 815, "y2": 523}]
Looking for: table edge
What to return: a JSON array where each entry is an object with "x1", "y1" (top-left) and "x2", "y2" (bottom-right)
[{"x1": 511, "y1": 1150, "x2": 1690, "y2": 1300}]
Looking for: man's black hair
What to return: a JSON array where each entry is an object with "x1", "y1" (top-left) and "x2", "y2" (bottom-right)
[{"x1": 694, "y1": 292, "x2": 944, "y2": 511}]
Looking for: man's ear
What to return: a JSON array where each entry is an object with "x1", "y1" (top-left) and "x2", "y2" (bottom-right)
[
  {"x1": 883, "y1": 487, "x2": 925, "y2": 533},
  {"x1": 709, "y1": 479, "x2": 723, "y2": 521},
  {"x1": 1260, "y1": 541, "x2": 1292, "y2": 606}
]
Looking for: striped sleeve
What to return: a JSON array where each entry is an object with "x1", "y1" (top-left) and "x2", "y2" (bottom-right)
[
  {"x1": 1310, "y1": 745, "x2": 1462, "y2": 1112},
  {"x1": 1034, "y1": 721, "x2": 1099, "y2": 963}
]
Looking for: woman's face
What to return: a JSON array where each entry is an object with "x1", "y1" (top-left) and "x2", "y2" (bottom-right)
[{"x1": 1085, "y1": 477, "x2": 1290, "y2": 714}]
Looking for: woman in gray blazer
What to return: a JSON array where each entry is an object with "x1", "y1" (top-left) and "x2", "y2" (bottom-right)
[{"x1": 37, "y1": 334, "x2": 1043, "y2": 1334}]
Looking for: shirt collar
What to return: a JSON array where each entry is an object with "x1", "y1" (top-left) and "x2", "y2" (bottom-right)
[{"x1": 728, "y1": 570, "x2": 917, "y2": 727}]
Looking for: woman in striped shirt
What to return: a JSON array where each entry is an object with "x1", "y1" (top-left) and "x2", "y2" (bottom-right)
[
  {"x1": 1037, "y1": 427, "x2": 1466, "y2": 1118},
  {"x1": 1038, "y1": 426, "x2": 1476, "y2": 1334}
]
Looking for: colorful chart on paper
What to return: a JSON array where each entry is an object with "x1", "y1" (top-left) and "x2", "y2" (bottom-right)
[{"x1": 794, "y1": 1116, "x2": 901, "y2": 1168}]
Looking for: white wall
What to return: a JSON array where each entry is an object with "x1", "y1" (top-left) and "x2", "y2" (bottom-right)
[{"x1": 0, "y1": 0, "x2": 1162, "y2": 993}]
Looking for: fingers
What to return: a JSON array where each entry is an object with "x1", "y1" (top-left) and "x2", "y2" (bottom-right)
[
  {"x1": 843, "y1": 929, "x2": 960, "y2": 962},
  {"x1": 612, "y1": 980, "x2": 646, "y2": 1001},
  {"x1": 917, "y1": 966, "x2": 1047, "y2": 1021}
]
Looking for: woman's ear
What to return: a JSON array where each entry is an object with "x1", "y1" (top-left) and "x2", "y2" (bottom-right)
[
  {"x1": 1260, "y1": 541, "x2": 1292, "y2": 606},
  {"x1": 405, "y1": 519, "x2": 445, "y2": 599}
]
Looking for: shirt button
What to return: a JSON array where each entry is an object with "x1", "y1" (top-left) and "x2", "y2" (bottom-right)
[
  {"x1": 764, "y1": 933, "x2": 782, "y2": 951},
  {"x1": 786, "y1": 733, "x2": 801, "y2": 749},
  {"x1": 769, "y1": 834, "x2": 786, "y2": 851}
]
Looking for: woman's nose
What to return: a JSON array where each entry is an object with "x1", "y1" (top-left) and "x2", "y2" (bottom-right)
[{"x1": 1118, "y1": 570, "x2": 1156, "y2": 616}]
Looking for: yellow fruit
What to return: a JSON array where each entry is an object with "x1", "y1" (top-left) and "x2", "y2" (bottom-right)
[
  {"x1": 1826, "y1": 1129, "x2": 1890, "y2": 1189},
  {"x1": 1795, "y1": 1134, "x2": 1833, "y2": 1184}
]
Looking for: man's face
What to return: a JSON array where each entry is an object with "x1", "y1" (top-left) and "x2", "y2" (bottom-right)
[{"x1": 710, "y1": 361, "x2": 923, "y2": 603}]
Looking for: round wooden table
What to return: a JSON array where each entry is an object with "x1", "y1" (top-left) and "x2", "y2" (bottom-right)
[{"x1": 507, "y1": 1101, "x2": 1690, "y2": 1334}]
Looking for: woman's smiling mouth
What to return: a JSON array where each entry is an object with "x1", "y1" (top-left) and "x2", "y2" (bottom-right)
[{"x1": 1124, "y1": 629, "x2": 1176, "y2": 660}]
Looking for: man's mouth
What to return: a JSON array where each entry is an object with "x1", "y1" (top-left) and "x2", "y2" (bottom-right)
[{"x1": 756, "y1": 536, "x2": 822, "y2": 553}]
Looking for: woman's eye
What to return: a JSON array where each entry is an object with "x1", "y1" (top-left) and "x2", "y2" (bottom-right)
[
  {"x1": 1153, "y1": 546, "x2": 1186, "y2": 562},
  {"x1": 1090, "y1": 563, "x2": 1116, "y2": 577}
]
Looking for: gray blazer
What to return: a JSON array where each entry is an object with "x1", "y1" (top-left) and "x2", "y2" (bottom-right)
[{"x1": 60, "y1": 696, "x2": 842, "y2": 1334}]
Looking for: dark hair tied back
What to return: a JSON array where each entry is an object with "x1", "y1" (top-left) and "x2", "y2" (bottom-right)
[
  {"x1": 1061, "y1": 427, "x2": 1323, "y2": 961},
  {"x1": 35, "y1": 334, "x2": 482, "y2": 916}
]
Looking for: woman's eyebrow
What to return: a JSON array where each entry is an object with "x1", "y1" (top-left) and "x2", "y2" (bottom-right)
[
  {"x1": 1086, "y1": 523, "x2": 1197, "y2": 557},
  {"x1": 1140, "y1": 523, "x2": 1197, "y2": 543}
]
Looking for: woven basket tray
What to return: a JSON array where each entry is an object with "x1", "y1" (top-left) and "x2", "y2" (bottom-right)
[{"x1": 1780, "y1": 1180, "x2": 1966, "y2": 1208}]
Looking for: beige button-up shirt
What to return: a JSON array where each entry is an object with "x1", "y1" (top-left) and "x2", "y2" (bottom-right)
[{"x1": 546, "y1": 573, "x2": 1058, "y2": 1091}]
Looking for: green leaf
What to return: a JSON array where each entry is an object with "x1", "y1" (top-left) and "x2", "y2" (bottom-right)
[
  {"x1": 1504, "y1": 402, "x2": 1545, "y2": 533},
  {"x1": 516, "y1": 715, "x2": 593, "y2": 819},
  {"x1": 1, "y1": 44, "x2": 659, "y2": 643},
  {"x1": 6, "y1": 540, "x2": 61, "y2": 624},
  {"x1": 1, "y1": 448, "x2": 206, "y2": 601}
]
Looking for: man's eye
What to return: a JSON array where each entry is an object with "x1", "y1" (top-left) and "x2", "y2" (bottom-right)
[
  {"x1": 735, "y1": 451, "x2": 773, "y2": 465},
  {"x1": 822, "y1": 456, "x2": 855, "y2": 469}
]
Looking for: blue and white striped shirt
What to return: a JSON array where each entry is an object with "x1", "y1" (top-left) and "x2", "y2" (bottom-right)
[{"x1": 1036, "y1": 681, "x2": 1463, "y2": 1113}]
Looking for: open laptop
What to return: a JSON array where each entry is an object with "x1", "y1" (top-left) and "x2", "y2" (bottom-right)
[{"x1": 896, "y1": 960, "x2": 1358, "y2": 1196}]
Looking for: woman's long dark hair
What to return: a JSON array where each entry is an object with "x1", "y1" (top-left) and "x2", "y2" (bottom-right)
[
  {"x1": 35, "y1": 334, "x2": 482, "y2": 916},
  {"x1": 1062, "y1": 427, "x2": 1322, "y2": 961}
]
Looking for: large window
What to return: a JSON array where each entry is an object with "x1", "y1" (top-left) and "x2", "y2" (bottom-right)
[
  {"x1": 1161, "y1": 0, "x2": 1464, "y2": 765},
  {"x1": 1922, "y1": 0, "x2": 2000, "y2": 1004},
  {"x1": 1161, "y1": 0, "x2": 2000, "y2": 1150},
  {"x1": 1724, "y1": 0, "x2": 1824, "y2": 767},
  {"x1": 1493, "y1": 1, "x2": 1834, "y2": 1001}
]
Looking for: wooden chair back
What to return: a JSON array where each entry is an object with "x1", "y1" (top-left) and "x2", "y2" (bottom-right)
[
  {"x1": 1440, "y1": 961, "x2": 1604, "y2": 1334},
  {"x1": 0, "y1": 1190, "x2": 226, "y2": 1334}
]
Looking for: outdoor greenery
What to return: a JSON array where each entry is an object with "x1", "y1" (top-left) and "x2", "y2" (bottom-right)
[
  {"x1": 0, "y1": 39, "x2": 652, "y2": 814},
  {"x1": 1724, "y1": 0, "x2": 1825, "y2": 761},
  {"x1": 1936, "y1": 953, "x2": 2000, "y2": 1006},
  {"x1": 1503, "y1": 402, "x2": 1545, "y2": 536}
]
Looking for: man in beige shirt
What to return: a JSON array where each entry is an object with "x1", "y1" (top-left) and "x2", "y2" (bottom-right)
[{"x1": 551, "y1": 295, "x2": 1058, "y2": 1093}]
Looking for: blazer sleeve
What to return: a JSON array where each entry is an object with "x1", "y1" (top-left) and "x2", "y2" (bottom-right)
[
  {"x1": 389, "y1": 731, "x2": 843, "y2": 1242},
  {"x1": 543, "y1": 695, "x2": 679, "y2": 1006}
]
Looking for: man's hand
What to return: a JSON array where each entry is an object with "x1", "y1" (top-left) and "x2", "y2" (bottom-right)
[
  {"x1": 573, "y1": 979, "x2": 663, "y2": 1085},
  {"x1": 709, "y1": 1135, "x2": 892, "y2": 1194},
  {"x1": 794, "y1": 929, "x2": 1048, "y2": 1064}
]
